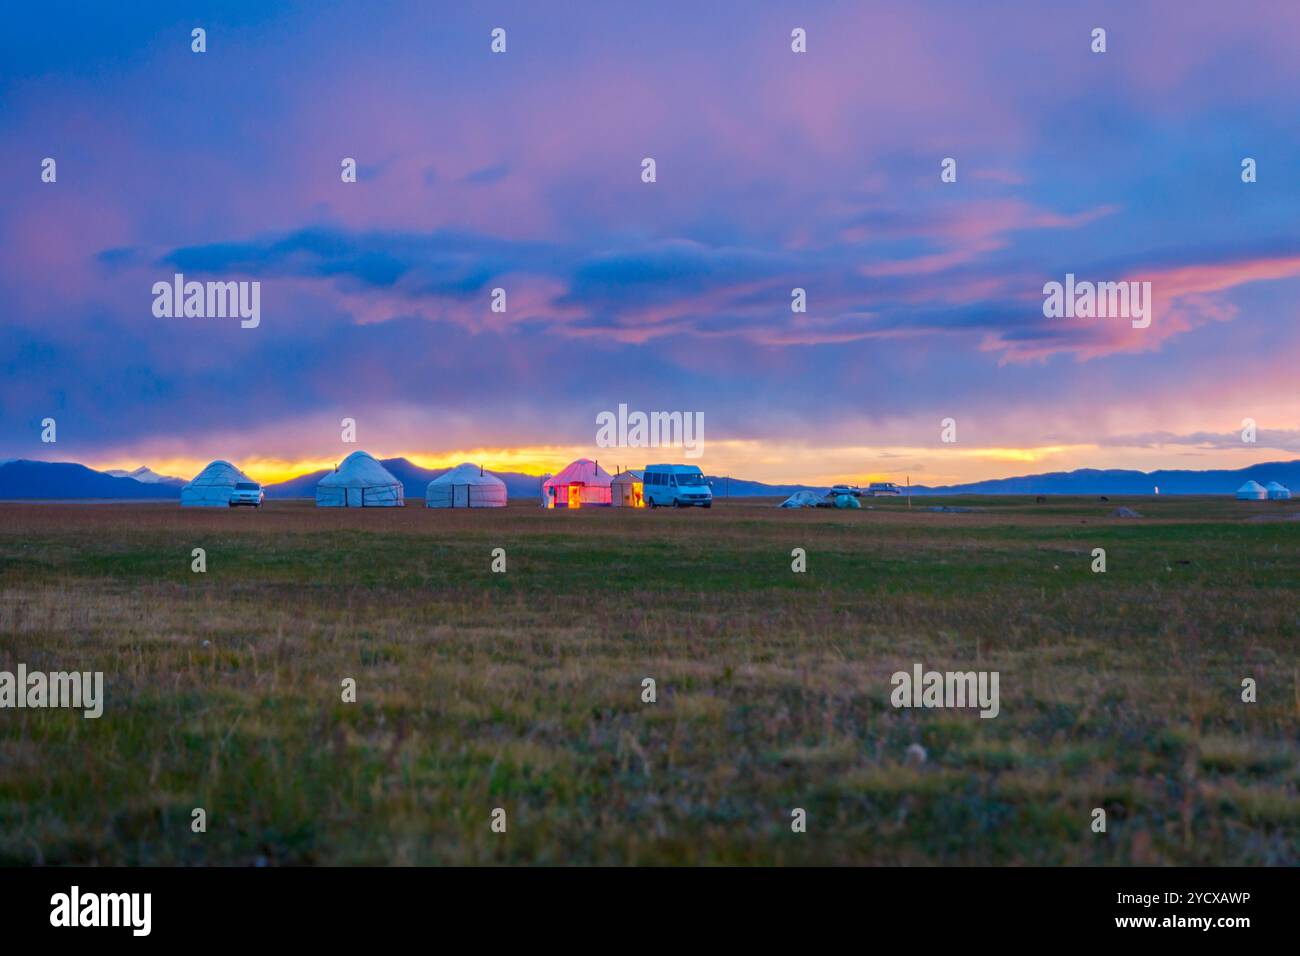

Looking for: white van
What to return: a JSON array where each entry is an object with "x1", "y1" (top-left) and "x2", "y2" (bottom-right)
[{"x1": 643, "y1": 464, "x2": 712, "y2": 508}]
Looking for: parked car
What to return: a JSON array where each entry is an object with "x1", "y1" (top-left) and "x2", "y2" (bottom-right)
[
  {"x1": 643, "y1": 464, "x2": 713, "y2": 508},
  {"x1": 867, "y1": 482, "x2": 901, "y2": 496},
  {"x1": 829, "y1": 484, "x2": 862, "y2": 498},
  {"x1": 229, "y1": 481, "x2": 265, "y2": 508}
]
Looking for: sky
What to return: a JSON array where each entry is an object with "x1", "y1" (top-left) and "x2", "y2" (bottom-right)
[{"x1": 3, "y1": 0, "x2": 1300, "y2": 486}]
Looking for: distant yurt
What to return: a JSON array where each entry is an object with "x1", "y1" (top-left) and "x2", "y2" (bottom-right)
[
  {"x1": 426, "y1": 463, "x2": 507, "y2": 508},
  {"x1": 316, "y1": 451, "x2": 404, "y2": 507},
  {"x1": 611, "y1": 469, "x2": 644, "y2": 508},
  {"x1": 1235, "y1": 480, "x2": 1267, "y2": 501},
  {"x1": 541, "y1": 458, "x2": 612, "y2": 508},
  {"x1": 780, "y1": 491, "x2": 823, "y2": 509},
  {"x1": 1265, "y1": 481, "x2": 1291, "y2": 500},
  {"x1": 181, "y1": 460, "x2": 252, "y2": 507}
]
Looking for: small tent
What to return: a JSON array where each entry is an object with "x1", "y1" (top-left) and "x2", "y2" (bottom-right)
[
  {"x1": 1265, "y1": 481, "x2": 1291, "y2": 500},
  {"x1": 541, "y1": 458, "x2": 612, "y2": 508},
  {"x1": 780, "y1": 491, "x2": 823, "y2": 509},
  {"x1": 1236, "y1": 480, "x2": 1267, "y2": 500},
  {"x1": 181, "y1": 460, "x2": 253, "y2": 507},
  {"x1": 426, "y1": 462, "x2": 507, "y2": 508},
  {"x1": 611, "y1": 469, "x2": 644, "y2": 508},
  {"x1": 316, "y1": 451, "x2": 404, "y2": 507}
]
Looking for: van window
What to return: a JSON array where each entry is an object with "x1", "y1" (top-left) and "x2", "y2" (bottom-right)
[
  {"x1": 235, "y1": 482, "x2": 259, "y2": 491},
  {"x1": 677, "y1": 472, "x2": 706, "y2": 487}
]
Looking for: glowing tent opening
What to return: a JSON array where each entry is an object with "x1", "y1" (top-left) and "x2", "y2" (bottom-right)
[{"x1": 542, "y1": 458, "x2": 613, "y2": 508}]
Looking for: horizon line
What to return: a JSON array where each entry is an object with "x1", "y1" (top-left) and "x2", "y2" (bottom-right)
[{"x1": 6, "y1": 453, "x2": 1300, "y2": 492}]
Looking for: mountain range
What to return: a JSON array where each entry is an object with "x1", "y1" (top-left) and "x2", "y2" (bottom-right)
[
  {"x1": 103, "y1": 465, "x2": 185, "y2": 486},
  {"x1": 0, "y1": 457, "x2": 1295, "y2": 500},
  {"x1": 0, "y1": 460, "x2": 184, "y2": 499},
  {"x1": 906, "y1": 460, "x2": 1300, "y2": 496}
]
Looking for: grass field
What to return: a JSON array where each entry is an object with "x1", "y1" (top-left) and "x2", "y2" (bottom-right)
[{"x1": 0, "y1": 495, "x2": 1296, "y2": 865}]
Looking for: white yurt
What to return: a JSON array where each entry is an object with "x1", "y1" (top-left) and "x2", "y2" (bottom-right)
[
  {"x1": 541, "y1": 458, "x2": 612, "y2": 508},
  {"x1": 181, "y1": 460, "x2": 253, "y2": 507},
  {"x1": 1265, "y1": 481, "x2": 1291, "y2": 500},
  {"x1": 1235, "y1": 480, "x2": 1268, "y2": 501},
  {"x1": 611, "y1": 469, "x2": 644, "y2": 508},
  {"x1": 316, "y1": 451, "x2": 404, "y2": 507},
  {"x1": 425, "y1": 462, "x2": 507, "y2": 508}
]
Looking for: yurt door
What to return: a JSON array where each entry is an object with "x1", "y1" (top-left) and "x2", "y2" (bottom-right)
[
  {"x1": 453, "y1": 484, "x2": 469, "y2": 507},
  {"x1": 568, "y1": 485, "x2": 582, "y2": 509},
  {"x1": 347, "y1": 487, "x2": 362, "y2": 507}
]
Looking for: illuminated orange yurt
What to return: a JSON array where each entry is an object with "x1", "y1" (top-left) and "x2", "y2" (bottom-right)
[
  {"x1": 542, "y1": 458, "x2": 613, "y2": 509},
  {"x1": 611, "y1": 469, "x2": 644, "y2": 508}
]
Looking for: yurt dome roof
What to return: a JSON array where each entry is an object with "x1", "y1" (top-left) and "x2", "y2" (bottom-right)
[
  {"x1": 543, "y1": 458, "x2": 612, "y2": 487},
  {"x1": 185, "y1": 460, "x2": 252, "y2": 487},
  {"x1": 429, "y1": 463, "x2": 506, "y2": 487},
  {"x1": 318, "y1": 450, "x2": 400, "y2": 488}
]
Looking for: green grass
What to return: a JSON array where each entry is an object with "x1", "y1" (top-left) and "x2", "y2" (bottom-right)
[{"x1": 0, "y1": 495, "x2": 1296, "y2": 865}]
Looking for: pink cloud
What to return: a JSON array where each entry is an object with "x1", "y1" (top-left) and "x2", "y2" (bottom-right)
[{"x1": 989, "y1": 253, "x2": 1300, "y2": 363}]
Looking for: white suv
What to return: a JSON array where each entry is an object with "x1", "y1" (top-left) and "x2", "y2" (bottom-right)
[{"x1": 230, "y1": 481, "x2": 264, "y2": 508}]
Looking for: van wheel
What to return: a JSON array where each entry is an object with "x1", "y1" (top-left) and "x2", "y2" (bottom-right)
[
  {"x1": 648, "y1": 499, "x2": 656, "y2": 509},
  {"x1": 704, "y1": 503, "x2": 712, "y2": 509}
]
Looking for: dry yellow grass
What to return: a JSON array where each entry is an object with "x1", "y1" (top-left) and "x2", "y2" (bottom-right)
[{"x1": 0, "y1": 496, "x2": 1296, "y2": 864}]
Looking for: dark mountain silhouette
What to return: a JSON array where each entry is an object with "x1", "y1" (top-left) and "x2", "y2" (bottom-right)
[
  {"x1": 907, "y1": 460, "x2": 1300, "y2": 496},
  {"x1": 0, "y1": 460, "x2": 182, "y2": 499},
  {"x1": 703, "y1": 475, "x2": 823, "y2": 497}
]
